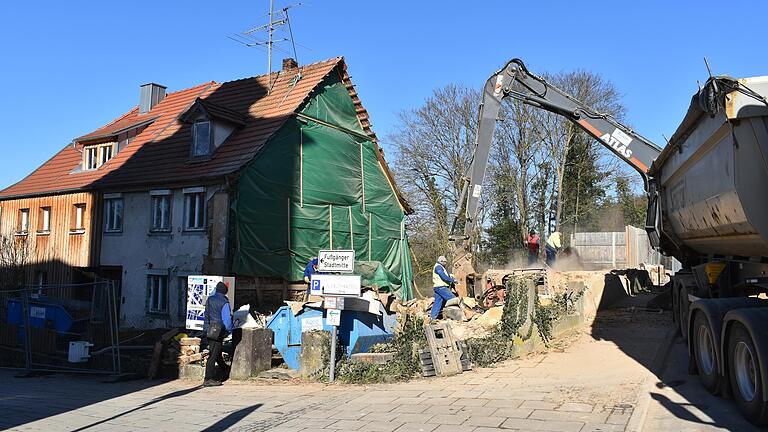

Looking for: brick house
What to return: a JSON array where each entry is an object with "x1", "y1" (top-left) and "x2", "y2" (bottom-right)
[{"x1": 0, "y1": 57, "x2": 414, "y2": 329}]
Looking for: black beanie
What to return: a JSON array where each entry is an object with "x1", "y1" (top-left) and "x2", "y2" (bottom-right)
[{"x1": 215, "y1": 281, "x2": 228, "y2": 294}]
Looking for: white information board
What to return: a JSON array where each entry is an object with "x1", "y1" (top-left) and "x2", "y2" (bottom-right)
[
  {"x1": 310, "y1": 274, "x2": 361, "y2": 297},
  {"x1": 317, "y1": 250, "x2": 355, "y2": 273},
  {"x1": 185, "y1": 275, "x2": 236, "y2": 330},
  {"x1": 302, "y1": 316, "x2": 324, "y2": 333}
]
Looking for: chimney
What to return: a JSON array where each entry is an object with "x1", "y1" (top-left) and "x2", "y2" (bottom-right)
[
  {"x1": 139, "y1": 83, "x2": 167, "y2": 114},
  {"x1": 282, "y1": 58, "x2": 298, "y2": 71}
]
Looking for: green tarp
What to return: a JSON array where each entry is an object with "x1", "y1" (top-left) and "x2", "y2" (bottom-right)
[
  {"x1": 354, "y1": 260, "x2": 402, "y2": 296},
  {"x1": 232, "y1": 73, "x2": 414, "y2": 300}
]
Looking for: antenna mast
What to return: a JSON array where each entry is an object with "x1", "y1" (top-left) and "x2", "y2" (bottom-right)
[
  {"x1": 268, "y1": 0, "x2": 274, "y2": 88},
  {"x1": 230, "y1": 2, "x2": 304, "y2": 94}
]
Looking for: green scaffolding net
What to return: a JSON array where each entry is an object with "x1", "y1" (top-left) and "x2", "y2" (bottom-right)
[{"x1": 232, "y1": 73, "x2": 414, "y2": 300}]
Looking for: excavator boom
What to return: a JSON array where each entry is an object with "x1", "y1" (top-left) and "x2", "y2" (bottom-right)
[{"x1": 450, "y1": 58, "x2": 663, "y2": 297}]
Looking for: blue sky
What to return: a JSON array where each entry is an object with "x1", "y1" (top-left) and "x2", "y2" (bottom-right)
[{"x1": 1, "y1": 1, "x2": 767, "y2": 190}]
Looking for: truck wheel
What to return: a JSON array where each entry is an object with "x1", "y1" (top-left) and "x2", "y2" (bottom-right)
[
  {"x1": 728, "y1": 324, "x2": 768, "y2": 426},
  {"x1": 679, "y1": 286, "x2": 688, "y2": 341},
  {"x1": 693, "y1": 313, "x2": 720, "y2": 394}
]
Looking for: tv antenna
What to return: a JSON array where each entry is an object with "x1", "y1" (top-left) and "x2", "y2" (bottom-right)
[{"x1": 229, "y1": 1, "x2": 306, "y2": 92}]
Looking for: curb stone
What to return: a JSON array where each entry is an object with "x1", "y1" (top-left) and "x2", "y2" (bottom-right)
[{"x1": 625, "y1": 326, "x2": 679, "y2": 432}]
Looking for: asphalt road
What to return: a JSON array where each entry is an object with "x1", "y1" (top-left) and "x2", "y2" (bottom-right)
[{"x1": 643, "y1": 334, "x2": 760, "y2": 431}]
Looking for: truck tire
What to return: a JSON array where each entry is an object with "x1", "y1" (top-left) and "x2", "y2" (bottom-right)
[
  {"x1": 728, "y1": 323, "x2": 768, "y2": 426},
  {"x1": 692, "y1": 312, "x2": 720, "y2": 394}
]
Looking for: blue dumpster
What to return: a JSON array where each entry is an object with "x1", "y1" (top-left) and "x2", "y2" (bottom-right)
[
  {"x1": 267, "y1": 304, "x2": 395, "y2": 370},
  {"x1": 6, "y1": 297, "x2": 75, "y2": 333}
]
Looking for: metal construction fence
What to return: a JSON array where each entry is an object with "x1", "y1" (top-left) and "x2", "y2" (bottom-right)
[
  {"x1": 570, "y1": 225, "x2": 681, "y2": 274},
  {"x1": 0, "y1": 280, "x2": 122, "y2": 375}
]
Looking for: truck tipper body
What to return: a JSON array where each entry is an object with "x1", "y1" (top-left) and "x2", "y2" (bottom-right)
[{"x1": 651, "y1": 76, "x2": 768, "y2": 262}]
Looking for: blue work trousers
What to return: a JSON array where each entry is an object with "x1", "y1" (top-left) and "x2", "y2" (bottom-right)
[
  {"x1": 545, "y1": 245, "x2": 557, "y2": 266},
  {"x1": 431, "y1": 286, "x2": 456, "y2": 319}
]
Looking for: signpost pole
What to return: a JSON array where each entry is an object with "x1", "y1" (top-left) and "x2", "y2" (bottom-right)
[
  {"x1": 329, "y1": 324, "x2": 338, "y2": 382},
  {"x1": 316, "y1": 249, "x2": 355, "y2": 383}
]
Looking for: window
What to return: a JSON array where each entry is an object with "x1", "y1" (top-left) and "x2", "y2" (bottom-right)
[
  {"x1": 83, "y1": 143, "x2": 116, "y2": 170},
  {"x1": 192, "y1": 121, "x2": 211, "y2": 157},
  {"x1": 17, "y1": 208, "x2": 29, "y2": 234},
  {"x1": 71, "y1": 204, "x2": 86, "y2": 233},
  {"x1": 100, "y1": 145, "x2": 113, "y2": 165},
  {"x1": 85, "y1": 147, "x2": 99, "y2": 170},
  {"x1": 184, "y1": 188, "x2": 205, "y2": 231},
  {"x1": 150, "y1": 191, "x2": 172, "y2": 232},
  {"x1": 148, "y1": 274, "x2": 168, "y2": 314},
  {"x1": 38, "y1": 207, "x2": 51, "y2": 234},
  {"x1": 104, "y1": 195, "x2": 123, "y2": 233}
]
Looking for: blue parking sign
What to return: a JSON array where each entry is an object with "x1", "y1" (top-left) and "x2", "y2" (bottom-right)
[{"x1": 310, "y1": 278, "x2": 322, "y2": 295}]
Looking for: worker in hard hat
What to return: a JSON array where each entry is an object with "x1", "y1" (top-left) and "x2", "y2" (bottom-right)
[
  {"x1": 431, "y1": 255, "x2": 457, "y2": 320},
  {"x1": 545, "y1": 231, "x2": 562, "y2": 267}
]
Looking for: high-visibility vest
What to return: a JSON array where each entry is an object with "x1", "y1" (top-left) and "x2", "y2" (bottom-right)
[{"x1": 433, "y1": 263, "x2": 449, "y2": 288}]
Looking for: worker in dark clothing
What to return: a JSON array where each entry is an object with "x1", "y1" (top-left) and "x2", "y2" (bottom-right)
[
  {"x1": 203, "y1": 282, "x2": 232, "y2": 387},
  {"x1": 526, "y1": 229, "x2": 540, "y2": 266},
  {"x1": 303, "y1": 257, "x2": 319, "y2": 301}
]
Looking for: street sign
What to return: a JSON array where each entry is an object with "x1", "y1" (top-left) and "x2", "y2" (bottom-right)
[
  {"x1": 318, "y1": 250, "x2": 355, "y2": 273},
  {"x1": 310, "y1": 278, "x2": 322, "y2": 296},
  {"x1": 311, "y1": 274, "x2": 361, "y2": 297},
  {"x1": 327, "y1": 309, "x2": 341, "y2": 326}
]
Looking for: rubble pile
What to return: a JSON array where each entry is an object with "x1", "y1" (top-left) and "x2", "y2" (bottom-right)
[{"x1": 444, "y1": 270, "x2": 604, "y2": 341}]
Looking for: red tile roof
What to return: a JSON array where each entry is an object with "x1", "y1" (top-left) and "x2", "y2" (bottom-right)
[
  {"x1": 75, "y1": 109, "x2": 157, "y2": 143},
  {"x1": 0, "y1": 57, "x2": 410, "y2": 211}
]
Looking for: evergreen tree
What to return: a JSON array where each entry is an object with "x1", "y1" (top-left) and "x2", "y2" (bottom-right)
[
  {"x1": 482, "y1": 170, "x2": 523, "y2": 265},
  {"x1": 615, "y1": 176, "x2": 646, "y2": 228},
  {"x1": 560, "y1": 134, "x2": 608, "y2": 238}
]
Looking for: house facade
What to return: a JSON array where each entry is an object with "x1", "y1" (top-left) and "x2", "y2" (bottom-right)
[
  {"x1": 0, "y1": 57, "x2": 413, "y2": 329},
  {"x1": 0, "y1": 192, "x2": 97, "y2": 296}
]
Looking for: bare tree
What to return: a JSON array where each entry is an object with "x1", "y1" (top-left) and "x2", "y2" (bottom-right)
[
  {"x1": 491, "y1": 99, "x2": 545, "y2": 237},
  {"x1": 390, "y1": 84, "x2": 480, "y2": 271},
  {"x1": 538, "y1": 70, "x2": 625, "y2": 232},
  {"x1": 0, "y1": 234, "x2": 32, "y2": 288}
]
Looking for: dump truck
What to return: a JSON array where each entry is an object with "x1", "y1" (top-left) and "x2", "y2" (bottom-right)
[
  {"x1": 654, "y1": 75, "x2": 768, "y2": 425},
  {"x1": 454, "y1": 59, "x2": 768, "y2": 425}
]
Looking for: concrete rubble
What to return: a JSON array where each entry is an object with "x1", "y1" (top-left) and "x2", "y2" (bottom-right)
[{"x1": 162, "y1": 267, "x2": 661, "y2": 383}]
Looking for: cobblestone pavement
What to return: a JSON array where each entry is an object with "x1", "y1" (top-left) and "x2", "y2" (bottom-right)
[{"x1": 1, "y1": 307, "x2": 672, "y2": 432}]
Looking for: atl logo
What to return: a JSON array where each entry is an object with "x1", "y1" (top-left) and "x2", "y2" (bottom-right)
[{"x1": 600, "y1": 128, "x2": 634, "y2": 159}]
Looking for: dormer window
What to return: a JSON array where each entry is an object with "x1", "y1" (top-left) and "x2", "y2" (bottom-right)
[
  {"x1": 192, "y1": 121, "x2": 212, "y2": 157},
  {"x1": 180, "y1": 98, "x2": 246, "y2": 160},
  {"x1": 83, "y1": 143, "x2": 116, "y2": 170}
]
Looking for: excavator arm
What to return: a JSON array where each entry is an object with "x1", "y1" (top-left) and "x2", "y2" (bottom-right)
[{"x1": 449, "y1": 58, "x2": 663, "y2": 297}]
